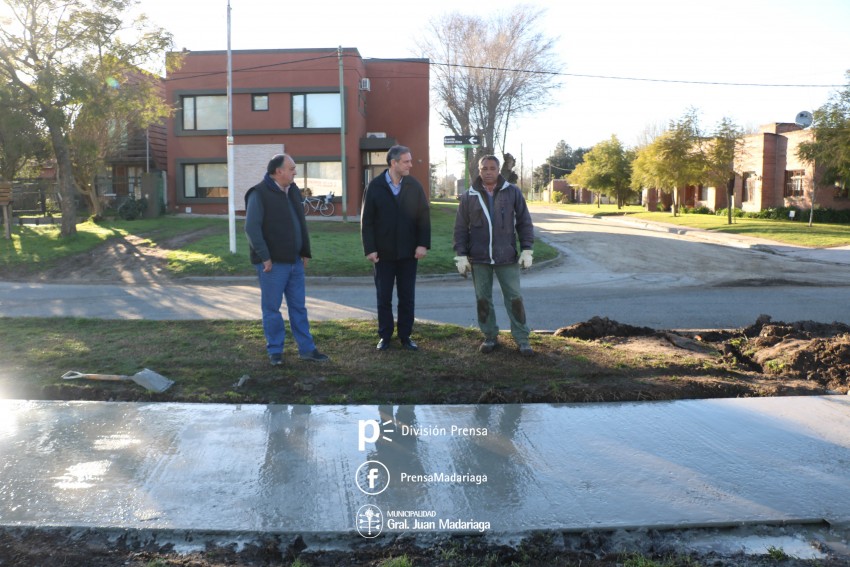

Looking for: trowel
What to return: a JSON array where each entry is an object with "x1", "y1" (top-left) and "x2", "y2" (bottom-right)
[{"x1": 61, "y1": 368, "x2": 174, "y2": 393}]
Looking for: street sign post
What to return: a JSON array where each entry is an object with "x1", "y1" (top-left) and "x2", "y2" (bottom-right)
[
  {"x1": 443, "y1": 135, "x2": 481, "y2": 188},
  {"x1": 443, "y1": 135, "x2": 480, "y2": 148}
]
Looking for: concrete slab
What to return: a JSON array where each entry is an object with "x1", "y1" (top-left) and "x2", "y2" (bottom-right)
[{"x1": 1, "y1": 396, "x2": 849, "y2": 537}]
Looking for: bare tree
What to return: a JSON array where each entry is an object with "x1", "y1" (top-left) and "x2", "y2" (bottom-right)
[{"x1": 418, "y1": 5, "x2": 561, "y2": 179}]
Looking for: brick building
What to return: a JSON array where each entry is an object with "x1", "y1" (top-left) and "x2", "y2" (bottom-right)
[
  {"x1": 688, "y1": 123, "x2": 849, "y2": 214},
  {"x1": 164, "y1": 48, "x2": 429, "y2": 215}
]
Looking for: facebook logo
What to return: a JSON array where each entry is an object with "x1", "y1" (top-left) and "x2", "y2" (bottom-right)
[{"x1": 355, "y1": 460, "x2": 389, "y2": 495}]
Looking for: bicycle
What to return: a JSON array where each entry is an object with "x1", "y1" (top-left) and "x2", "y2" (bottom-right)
[{"x1": 302, "y1": 191, "x2": 335, "y2": 217}]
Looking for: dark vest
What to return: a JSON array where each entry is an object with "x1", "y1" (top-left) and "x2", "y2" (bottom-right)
[{"x1": 246, "y1": 183, "x2": 310, "y2": 265}]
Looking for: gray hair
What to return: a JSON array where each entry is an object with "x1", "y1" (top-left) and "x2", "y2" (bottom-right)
[
  {"x1": 386, "y1": 145, "x2": 411, "y2": 165},
  {"x1": 478, "y1": 155, "x2": 500, "y2": 169}
]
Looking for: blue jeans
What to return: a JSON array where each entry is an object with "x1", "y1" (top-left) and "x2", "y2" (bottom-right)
[{"x1": 255, "y1": 260, "x2": 316, "y2": 356}]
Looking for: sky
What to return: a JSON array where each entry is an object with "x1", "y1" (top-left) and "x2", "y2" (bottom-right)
[{"x1": 130, "y1": 0, "x2": 850, "y2": 178}]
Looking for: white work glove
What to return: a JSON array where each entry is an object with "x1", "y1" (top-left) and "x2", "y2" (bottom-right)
[
  {"x1": 519, "y1": 250, "x2": 533, "y2": 269},
  {"x1": 454, "y1": 256, "x2": 471, "y2": 277}
]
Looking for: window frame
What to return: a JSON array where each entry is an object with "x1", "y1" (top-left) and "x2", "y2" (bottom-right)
[
  {"x1": 252, "y1": 94, "x2": 269, "y2": 111},
  {"x1": 182, "y1": 162, "x2": 228, "y2": 200},
  {"x1": 784, "y1": 170, "x2": 805, "y2": 198},
  {"x1": 181, "y1": 95, "x2": 228, "y2": 131},
  {"x1": 742, "y1": 172, "x2": 756, "y2": 202},
  {"x1": 293, "y1": 160, "x2": 342, "y2": 197},
  {"x1": 291, "y1": 92, "x2": 342, "y2": 129}
]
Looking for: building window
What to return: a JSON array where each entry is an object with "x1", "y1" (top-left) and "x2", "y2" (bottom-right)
[
  {"x1": 365, "y1": 151, "x2": 386, "y2": 165},
  {"x1": 697, "y1": 185, "x2": 708, "y2": 201},
  {"x1": 834, "y1": 180, "x2": 849, "y2": 199},
  {"x1": 182, "y1": 95, "x2": 227, "y2": 130},
  {"x1": 183, "y1": 163, "x2": 228, "y2": 198},
  {"x1": 252, "y1": 94, "x2": 269, "y2": 111},
  {"x1": 292, "y1": 93, "x2": 341, "y2": 128},
  {"x1": 742, "y1": 172, "x2": 756, "y2": 202},
  {"x1": 784, "y1": 170, "x2": 805, "y2": 198},
  {"x1": 294, "y1": 161, "x2": 342, "y2": 196}
]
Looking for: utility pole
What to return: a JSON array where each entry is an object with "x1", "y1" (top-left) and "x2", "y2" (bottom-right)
[
  {"x1": 225, "y1": 0, "x2": 236, "y2": 253},
  {"x1": 338, "y1": 46, "x2": 348, "y2": 221}
]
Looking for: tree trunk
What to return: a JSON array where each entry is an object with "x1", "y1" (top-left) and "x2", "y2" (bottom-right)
[
  {"x1": 726, "y1": 173, "x2": 735, "y2": 225},
  {"x1": 46, "y1": 116, "x2": 78, "y2": 236},
  {"x1": 80, "y1": 184, "x2": 103, "y2": 219}
]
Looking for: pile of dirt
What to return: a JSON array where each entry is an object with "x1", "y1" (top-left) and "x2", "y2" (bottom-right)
[
  {"x1": 555, "y1": 314, "x2": 850, "y2": 396},
  {"x1": 720, "y1": 315, "x2": 850, "y2": 393},
  {"x1": 554, "y1": 315, "x2": 657, "y2": 340}
]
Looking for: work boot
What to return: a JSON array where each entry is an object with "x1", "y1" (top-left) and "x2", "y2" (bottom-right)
[
  {"x1": 299, "y1": 349, "x2": 330, "y2": 362},
  {"x1": 479, "y1": 338, "x2": 497, "y2": 354}
]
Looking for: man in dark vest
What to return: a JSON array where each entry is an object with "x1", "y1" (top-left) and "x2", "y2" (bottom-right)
[{"x1": 245, "y1": 153, "x2": 329, "y2": 366}]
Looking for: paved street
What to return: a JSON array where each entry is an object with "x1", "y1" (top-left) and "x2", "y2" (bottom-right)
[{"x1": 2, "y1": 208, "x2": 849, "y2": 331}]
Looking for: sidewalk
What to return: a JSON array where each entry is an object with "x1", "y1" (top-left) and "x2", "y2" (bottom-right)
[{"x1": 1, "y1": 396, "x2": 849, "y2": 557}]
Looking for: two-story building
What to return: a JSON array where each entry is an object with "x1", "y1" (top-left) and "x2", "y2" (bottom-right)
[{"x1": 164, "y1": 48, "x2": 430, "y2": 215}]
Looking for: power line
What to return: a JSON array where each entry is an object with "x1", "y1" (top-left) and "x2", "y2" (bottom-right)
[
  {"x1": 166, "y1": 51, "x2": 846, "y2": 89},
  {"x1": 424, "y1": 60, "x2": 845, "y2": 89}
]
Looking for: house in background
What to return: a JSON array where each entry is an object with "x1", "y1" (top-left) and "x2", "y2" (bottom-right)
[
  {"x1": 96, "y1": 76, "x2": 168, "y2": 210},
  {"x1": 687, "y1": 123, "x2": 850, "y2": 214},
  {"x1": 163, "y1": 48, "x2": 430, "y2": 215},
  {"x1": 100, "y1": 123, "x2": 167, "y2": 199}
]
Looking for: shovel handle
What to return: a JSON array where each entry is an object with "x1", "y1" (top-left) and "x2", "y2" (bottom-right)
[{"x1": 61, "y1": 371, "x2": 131, "y2": 381}]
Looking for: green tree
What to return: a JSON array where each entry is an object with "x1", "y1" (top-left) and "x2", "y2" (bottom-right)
[
  {"x1": 534, "y1": 140, "x2": 589, "y2": 188},
  {"x1": 0, "y1": 0, "x2": 174, "y2": 235},
  {"x1": 703, "y1": 117, "x2": 744, "y2": 225},
  {"x1": 798, "y1": 70, "x2": 850, "y2": 226},
  {"x1": 0, "y1": 83, "x2": 48, "y2": 181},
  {"x1": 568, "y1": 135, "x2": 634, "y2": 208},
  {"x1": 418, "y1": 5, "x2": 561, "y2": 180},
  {"x1": 632, "y1": 109, "x2": 705, "y2": 216}
]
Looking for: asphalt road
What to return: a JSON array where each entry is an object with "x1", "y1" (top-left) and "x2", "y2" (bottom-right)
[{"x1": 2, "y1": 207, "x2": 850, "y2": 331}]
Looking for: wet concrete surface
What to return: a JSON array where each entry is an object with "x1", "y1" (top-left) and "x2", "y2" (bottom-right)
[{"x1": 2, "y1": 396, "x2": 849, "y2": 545}]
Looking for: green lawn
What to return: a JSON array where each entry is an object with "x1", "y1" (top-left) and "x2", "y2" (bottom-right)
[
  {"x1": 534, "y1": 202, "x2": 850, "y2": 248},
  {"x1": 0, "y1": 202, "x2": 560, "y2": 278}
]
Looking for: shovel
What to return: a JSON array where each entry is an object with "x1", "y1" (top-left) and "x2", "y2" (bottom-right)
[{"x1": 61, "y1": 368, "x2": 174, "y2": 393}]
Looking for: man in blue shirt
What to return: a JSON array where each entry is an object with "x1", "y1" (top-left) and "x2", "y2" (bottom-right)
[{"x1": 361, "y1": 145, "x2": 431, "y2": 351}]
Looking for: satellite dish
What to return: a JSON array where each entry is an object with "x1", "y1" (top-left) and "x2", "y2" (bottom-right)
[{"x1": 795, "y1": 110, "x2": 813, "y2": 128}]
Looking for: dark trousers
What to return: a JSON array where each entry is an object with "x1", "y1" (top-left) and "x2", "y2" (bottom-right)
[{"x1": 373, "y1": 257, "x2": 418, "y2": 341}]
